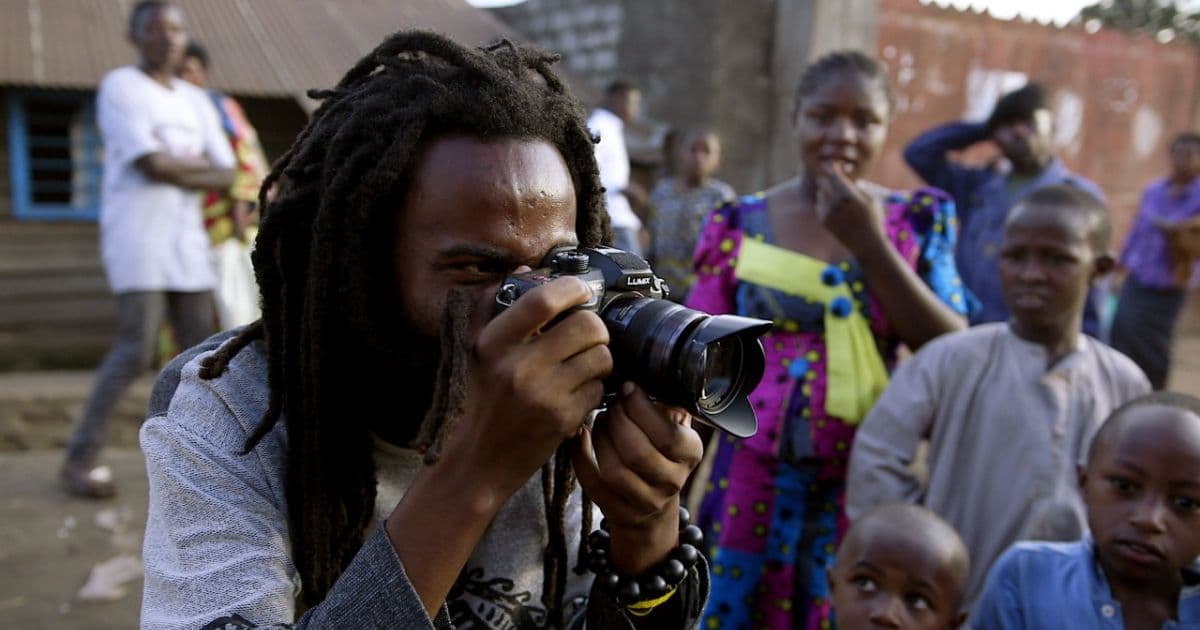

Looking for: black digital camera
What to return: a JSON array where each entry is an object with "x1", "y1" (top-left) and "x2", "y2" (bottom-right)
[{"x1": 495, "y1": 246, "x2": 771, "y2": 438}]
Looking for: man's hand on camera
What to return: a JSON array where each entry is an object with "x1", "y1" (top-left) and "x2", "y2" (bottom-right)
[
  {"x1": 448, "y1": 276, "x2": 613, "y2": 507},
  {"x1": 573, "y1": 383, "x2": 704, "y2": 575},
  {"x1": 387, "y1": 276, "x2": 613, "y2": 618}
]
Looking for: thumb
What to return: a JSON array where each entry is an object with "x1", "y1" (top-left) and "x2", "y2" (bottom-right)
[{"x1": 571, "y1": 427, "x2": 612, "y2": 506}]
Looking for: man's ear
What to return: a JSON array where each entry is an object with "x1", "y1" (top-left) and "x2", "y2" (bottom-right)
[
  {"x1": 1077, "y1": 463, "x2": 1088, "y2": 490},
  {"x1": 1091, "y1": 253, "x2": 1116, "y2": 282}
]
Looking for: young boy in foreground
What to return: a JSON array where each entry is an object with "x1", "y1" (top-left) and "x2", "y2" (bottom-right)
[
  {"x1": 846, "y1": 185, "x2": 1151, "y2": 606},
  {"x1": 974, "y1": 392, "x2": 1200, "y2": 629},
  {"x1": 831, "y1": 504, "x2": 970, "y2": 629}
]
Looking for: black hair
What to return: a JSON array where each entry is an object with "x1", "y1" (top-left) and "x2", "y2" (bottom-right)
[
  {"x1": 1008, "y1": 184, "x2": 1112, "y2": 253},
  {"x1": 792, "y1": 49, "x2": 894, "y2": 115},
  {"x1": 183, "y1": 40, "x2": 209, "y2": 69},
  {"x1": 128, "y1": 0, "x2": 171, "y2": 35},
  {"x1": 605, "y1": 78, "x2": 637, "y2": 97},
  {"x1": 196, "y1": 30, "x2": 609, "y2": 620},
  {"x1": 987, "y1": 83, "x2": 1049, "y2": 132},
  {"x1": 681, "y1": 127, "x2": 720, "y2": 145},
  {"x1": 839, "y1": 503, "x2": 969, "y2": 593},
  {"x1": 1088, "y1": 392, "x2": 1200, "y2": 465},
  {"x1": 1173, "y1": 131, "x2": 1200, "y2": 149}
]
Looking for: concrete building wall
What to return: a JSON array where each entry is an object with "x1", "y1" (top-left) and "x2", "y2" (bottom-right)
[
  {"x1": 491, "y1": 0, "x2": 881, "y2": 194},
  {"x1": 492, "y1": 0, "x2": 626, "y2": 95}
]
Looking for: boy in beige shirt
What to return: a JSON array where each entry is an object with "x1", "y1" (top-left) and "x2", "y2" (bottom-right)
[{"x1": 846, "y1": 185, "x2": 1150, "y2": 607}]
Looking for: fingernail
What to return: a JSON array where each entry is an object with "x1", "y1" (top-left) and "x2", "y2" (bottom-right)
[{"x1": 622, "y1": 381, "x2": 635, "y2": 397}]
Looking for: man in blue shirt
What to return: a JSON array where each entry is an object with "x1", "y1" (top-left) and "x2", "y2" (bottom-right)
[{"x1": 904, "y1": 83, "x2": 1106, "y2": 336}]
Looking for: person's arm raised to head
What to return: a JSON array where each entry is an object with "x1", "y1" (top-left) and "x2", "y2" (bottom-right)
[
  {"x1": 815, "y1": 163, "x2": 966, "y2": 349},
  {"x1": 902, "y1": 120, "x2": 992, "y2": 207}
]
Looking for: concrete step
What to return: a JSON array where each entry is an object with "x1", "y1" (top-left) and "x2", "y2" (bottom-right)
[{"x1": 0, "y1": 371, "x2": 152, "y2": 453}]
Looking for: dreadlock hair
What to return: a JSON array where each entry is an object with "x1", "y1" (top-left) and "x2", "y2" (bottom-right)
[
  {"x1": 197, "y1": 30, "x2": 610, "y2": 620},
  {"x1": 793, "y1": 49, "x2": 895, "y2": 117}
]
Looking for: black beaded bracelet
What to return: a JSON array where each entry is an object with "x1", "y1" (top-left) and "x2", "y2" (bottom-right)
[{"x1": 583, "y1": 506, "x2": 704, "y2": 606}]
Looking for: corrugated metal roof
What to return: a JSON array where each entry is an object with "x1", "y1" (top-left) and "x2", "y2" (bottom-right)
[{"x1": 0, "y1": 0, "x2": 528, "y2": 103}]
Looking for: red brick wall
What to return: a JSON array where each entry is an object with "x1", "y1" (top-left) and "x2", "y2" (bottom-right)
[{"x1": 874, "y1": 0, "x2": 1200, "y2": 248}]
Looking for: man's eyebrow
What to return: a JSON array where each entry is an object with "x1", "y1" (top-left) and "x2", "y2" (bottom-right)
[{"x1": 434, "y1": 244, "x2": 515, "y2": 262}]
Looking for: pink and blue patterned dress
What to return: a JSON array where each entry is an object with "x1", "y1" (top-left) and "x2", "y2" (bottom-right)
[{"x1": 685, "y1": 188, "x2": 971, "y2": 630}]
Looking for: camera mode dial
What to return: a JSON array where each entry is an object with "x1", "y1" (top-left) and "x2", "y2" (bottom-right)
[{"x1": 553, "y1": 250, "x2": 591, "y2": 274}]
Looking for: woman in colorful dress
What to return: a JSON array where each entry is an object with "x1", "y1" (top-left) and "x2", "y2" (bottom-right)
[{"x1": 686, "y1": 51, "x2": 974, "y2": 629}]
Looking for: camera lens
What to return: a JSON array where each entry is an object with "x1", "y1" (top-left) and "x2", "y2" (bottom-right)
[
  {"x1": 697, "y1": 338, "x2": 742, "y2": 413},
  {"x1": 600, "y1": 297, "x2": 770, "y2": 438}
]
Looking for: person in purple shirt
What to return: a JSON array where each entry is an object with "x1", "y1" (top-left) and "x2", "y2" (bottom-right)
[
  {"x1": 1110, "y1": 132, "x2": 1200, "y2": 389},
  {"x1": 904, "y1": 83, "x2": 1106, "y2": 336}
]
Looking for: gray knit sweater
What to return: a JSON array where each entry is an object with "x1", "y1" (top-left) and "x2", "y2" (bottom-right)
[{"x1": 140, "y1": 333, "x2": 707, "y2": 629}]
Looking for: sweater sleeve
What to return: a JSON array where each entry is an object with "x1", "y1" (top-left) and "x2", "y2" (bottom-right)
[
  {"x1": 902, "y1": 121, "x2": 992, "y2": 217},
  {"x1": 140, "y1": 367, "x2": 448, "y2": 630}
]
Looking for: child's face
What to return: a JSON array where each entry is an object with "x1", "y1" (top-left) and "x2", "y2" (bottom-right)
[
  {"x1": 830, "y1": 527, "x2": 965, "y2": 630},
  {"x1": 681, "y1": 134, "x2": 720, "y2": 182},
  {"x1": 1084, "y1": 406, "x2": 1200, "y2": 588},
  {"x1": 998, "y1": 204, "x2": 1099, "y2": 335}
]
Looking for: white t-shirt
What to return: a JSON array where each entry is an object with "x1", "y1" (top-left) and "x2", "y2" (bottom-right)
[
  {"x1": 586, "y1": 108, "x2": 641, "y2": 231},
  {"x1": 97, "y1": 66, "x2": 235, "y2": 293}
]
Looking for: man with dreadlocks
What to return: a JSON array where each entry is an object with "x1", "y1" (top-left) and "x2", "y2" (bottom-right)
[{"x1": 139, "y1": 30, "x2": 708, "y2": 630}]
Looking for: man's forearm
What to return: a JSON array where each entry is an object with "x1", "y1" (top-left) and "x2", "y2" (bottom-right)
[
  {"x1": 903, "y1": 121, "x2": 990, "y2": 179},
  {"x1": 173, "y1": 168, "x2": 236, "y2": 190},
  {"x1": 136, "y1": 152, "x2": 236, "y2": 190},
  {"x1": 385, "y1": 459, "x2": 504, "y2": 618},
  {"x1": 907, "y1": 121, "x2": 991, "y2": 155}
]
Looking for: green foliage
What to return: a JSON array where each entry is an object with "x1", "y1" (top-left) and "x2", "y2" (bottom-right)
[{"x1": 1080, "y1": 0, "x2": 1200, "y2": 44}]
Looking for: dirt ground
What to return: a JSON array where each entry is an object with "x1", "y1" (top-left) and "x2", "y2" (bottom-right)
[
  {"x1": 1, "y1": 335, "x2": 1199, "y2": 629},
  {"x1": 0, "y1": 449, "x2": 145, "y2": 629}
]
